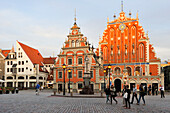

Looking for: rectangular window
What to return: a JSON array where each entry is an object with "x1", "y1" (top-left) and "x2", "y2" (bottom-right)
[
  {"x1": 78, "y1": 57, "x2": 82, "y2": 64},
  {"x1": 68, "y1": 58, "x2": 72, "y2": 65},
  {"x1": 22, "y1": 68, "x2": 24, "y2": 72},
  {"x1": 22, "y1": 61, "x2": 24, "y2": 65},
  {"x1": 58, "y1": 72, "x2": 62, "y2": 78},
  {"x1": 11, "y1": 61, "x2": 13, "y2": 65},
  {"x1": 18, "y1": 68, "x2": 21, "y2": 72},
  {"x1": 78, "y1": 71, "x2": 82, "y2": 78},
  {"x1": 7, "y1": 68, "x2": 9, "y2": 72},
  {"x1": 10, "y1": 68, "x2": 13, "y2": 72},
  {"x1": 68, "y1": 71, "x2": 72, "y2": 78},
  {"x1": 78, "y1": 83, "x2": 83, "y2": 89},
  {"x1": 30, "y1": 69, "x2": 32, "y2": 71},
  {"x1": 26, "y1": 67, "x2": 28, "y2": 70},
  {"x1": 90, "y1": 71, "x2": 93, "y2": 78},
  {"x1": 26, "y1": 60, "x2": 28, "y2": 63}
]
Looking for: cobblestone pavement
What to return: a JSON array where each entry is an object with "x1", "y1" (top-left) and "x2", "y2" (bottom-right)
[{"x1": 0, "y1": 90, "x2": 170, "y2": 113}]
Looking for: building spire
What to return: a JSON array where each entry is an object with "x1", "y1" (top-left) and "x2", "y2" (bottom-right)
[
  {"x1": 121, "y1": 0, "x2": 123, "y2": 12},
  {"x1": 136, "y1": 10, "x2": 139, "y2": 20},
  {"x1": 74, "y1": 8, "x2": 77, "y2": 24}
]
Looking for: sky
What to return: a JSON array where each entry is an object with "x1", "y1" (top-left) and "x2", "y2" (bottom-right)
[{"x1": 0, "y1": 0, "x2": 169, "y2": 61}]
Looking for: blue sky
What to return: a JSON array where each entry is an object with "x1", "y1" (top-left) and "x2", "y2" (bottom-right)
[{"x1": 0, "y1": 0, "x2": 169, "y2": 61}]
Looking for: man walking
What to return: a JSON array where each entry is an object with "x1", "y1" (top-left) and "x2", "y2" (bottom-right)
[
  {"x1": 160, "y1": 85, "x2": 165, "y2": 98},
  {"x1": 36, "y1": 83, "x2": 40, "y2": 95},
  {"x1": 131, "y1": 85, "x2": 139, "y2": 104},
  {"x1": 104, "y1": 85, "x2": 110, "y2": 103}
]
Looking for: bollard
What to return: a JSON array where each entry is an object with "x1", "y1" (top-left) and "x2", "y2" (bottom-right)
[
  {"x1": 54, "y1": 91, "x2": 56, "y2": 95},
  {"x1": 101, "y1": 92, "x2": 103, "y2": 97},
  {"x1": 71, "y1": 92, "x2": 73, "y2": 96}
]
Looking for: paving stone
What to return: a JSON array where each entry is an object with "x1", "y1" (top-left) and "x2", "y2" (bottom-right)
[{"x1": 0, "y1": 90, "x2": 170, "y2": 113}]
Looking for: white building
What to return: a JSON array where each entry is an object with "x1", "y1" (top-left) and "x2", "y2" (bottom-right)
[{"x1": 4, "y1": 41, "x2": 48, "y2": 89}]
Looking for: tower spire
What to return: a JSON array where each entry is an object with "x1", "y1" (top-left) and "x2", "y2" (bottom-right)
[
  {"x1": 121, "y1": 0, "x2": 123, "y2": 12},
  {"x1": 74, "y1": 8, "x2": 76, "y2": 24}
]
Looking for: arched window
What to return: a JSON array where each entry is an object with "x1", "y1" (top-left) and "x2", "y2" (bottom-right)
[
  {"x1": 135, "y1": 66, "x2": 142, "y2": 76},
  {"x1": 76, "y1": 40, "x2": 79, "y2": 47},
  {"x1": 18, "y1": 76, "x2": 24, "y2": 79},
  {"x1": 30, "y1": 76, "x2": 36, "y2": 79},
  {"x1": 7, "y1": 76, "x2": 13, "y2": 79},
  {"x1": 139, "y1": 43, "x2": 144, "y2": 59},
  {"x1": 71, "y1": 40, "x2": 75, "y2": 47},
  {"x1": 103, "y1": 46, "x2": 108, "y2": 60},
  {"x1": 7, "y1": 61, "x2": 9, "y2": 65},
  {"x1": 126, "y1": 67, "x2": 132, "y2": 76},
  {"x1": 114, "y1": 67, "x2": 121, "y2": 75},
  {"x1": 39, "y1": 76, "x2": 43, "y2": 80}
]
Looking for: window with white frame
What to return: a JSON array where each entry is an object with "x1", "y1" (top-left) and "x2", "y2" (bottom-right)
[
  {"x1": 78, "y1": 57, "x2": 82, "y2": 64},
  {"x1": 68, "y1": 58, "x2": 72, "y2": 65},
  {"x1": 78, "y1": 71, "x2": 82, "y2": 78},
  {"x1": 58, "y1": 72, "x2": 62, "y2": 78}
]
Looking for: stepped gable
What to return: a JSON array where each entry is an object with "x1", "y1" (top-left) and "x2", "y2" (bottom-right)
[{"x1": 17, "y1": 41, "x2": 43, "y2": 66}]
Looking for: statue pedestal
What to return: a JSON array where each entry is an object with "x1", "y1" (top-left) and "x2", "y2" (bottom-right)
[{"x1": 80, "y1": 73, "x2": 94, "y2": 94}]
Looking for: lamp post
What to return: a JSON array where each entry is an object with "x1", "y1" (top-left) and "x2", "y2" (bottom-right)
[
  {"x1": 103, "y1": 69, "x2": 106, "y2": 90},
  {"x1": 108, "y1": 64, "x2": 111, "y2": 90},
  {"x1": 62, "y1": 64, "x2": 66, "y2": 95},
  {"x1": 68, "y1": 69, "x2": 71, "y2": 93}
]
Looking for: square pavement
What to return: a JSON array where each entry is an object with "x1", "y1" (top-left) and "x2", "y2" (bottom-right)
[{"x1": 0, "y1": 90, "x2": 170, "y2": 113}]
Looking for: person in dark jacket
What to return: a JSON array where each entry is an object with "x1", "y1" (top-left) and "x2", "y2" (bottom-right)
[
  {"x1": 104, "y1": 85, "x2": 110, "y2": 103},
  {"x1": 152, "y1": 85, "x2": 155, "y2": 95},
  {"x1": 124, "y1": 85, "x2": 131, "y2": 109},
  {"x1": 110, "y1": 85, "x2": 118, "y2": 104},
  {"x1": 137, "y1": 84, "x2": 146, "y2": 105}
]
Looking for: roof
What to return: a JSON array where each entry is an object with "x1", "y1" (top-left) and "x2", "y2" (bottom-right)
[
  {"x1": 2, "y1": 50, "x2": 10, "y2": 57},
  {"x1": 17, "y1": 41, "x2": 43, "y2": 66},
  {"x1": 43, "y1": 57, "x2": 57, "y2": 64}
]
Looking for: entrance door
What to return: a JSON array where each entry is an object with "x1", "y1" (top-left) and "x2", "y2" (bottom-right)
[
  {"x1": 114, "y1": 79, "x2": 121, "y2": 92},
  {"x1": 58, "y1": 84, "x2": 62, "y2": 91},
  {"x1": 130, "y1": 83, "x2": 135, "y2": 91},
  {"x1": 18, "y1": 82, "x2": 24, "y2": 89}
]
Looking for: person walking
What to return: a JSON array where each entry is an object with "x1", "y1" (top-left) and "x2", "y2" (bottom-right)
[
  {"x1": 124, "y1": 85, "x2": 131, "y2": 109},
  {"x1": 155, "y1": 86, "x2": 158, "y2": 96},
  {"x1": 104, "y1": 85, "x2": 110, "y2": 103},
  {"x1": 160, "y1": 85, "x2": 165, "y2": 98},
  {"x1": 137, "y1": 84, "x2": 146, "y2": 105},
  {"x1": 152, "y1": 85, "x2": 155, "y2": 96},
  {"x1": 130, "y1": 85, "x2": 139, "y2": 104},
  {"x1": 122, "y1": 85, "x2": 126, "y2": 106},
  {"x1": 148, "y1": 85, "x2": 151, "y2": 95},
  {"x1": 36, "y1": 83, "x2": 40, "y2": 95},
  {"x1": 110, "y1": 85, "x2": 118, "y2": 104}
]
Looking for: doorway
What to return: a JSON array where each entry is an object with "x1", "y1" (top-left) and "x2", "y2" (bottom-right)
[
  {"x1": 114, "y1": 79, "x2": 121, "y2": 92},
  {"x1": 130, "y1": 83, "x2": 136, "y2": 91},
  {"x1": 58, "y1": 84, "x2": 62, "y2": 92}
]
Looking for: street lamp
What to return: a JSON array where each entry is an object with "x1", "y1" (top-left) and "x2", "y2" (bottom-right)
[
  {"x1": 108, "y1": 64, "x2": 111, "y2": 90},
  {"x1": 68, "y1": 69, "x2": 71, "y2": 93},
  {"x1": 62, "y1": 64, "x2": 66, "y2": 95},
  {"x1": 103, "y1": 69, "x2": 106, "y2": 90}
]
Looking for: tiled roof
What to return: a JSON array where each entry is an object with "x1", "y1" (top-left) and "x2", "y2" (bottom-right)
[
  {"x1": 17, "y1": 41, "x2": 43, "y2": 66},
  {"x1": 2, "y1": 50, "x2": 10, "y2": 57},
  {"x1": 43, "y1": 57, "x2": 57, "y2": 64}
]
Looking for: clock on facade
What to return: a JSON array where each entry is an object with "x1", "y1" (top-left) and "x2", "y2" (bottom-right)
[{"x1": 119, "y1": 24, "x2": 126, "y2": 32}]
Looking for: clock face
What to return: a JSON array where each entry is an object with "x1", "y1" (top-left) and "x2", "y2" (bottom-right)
[
  {"x1": 119, "y1": 24, "x2": 126, "y2": 32},
  {"x1": 72, "y1": 30, "x2": 78, "y2": 35}
]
